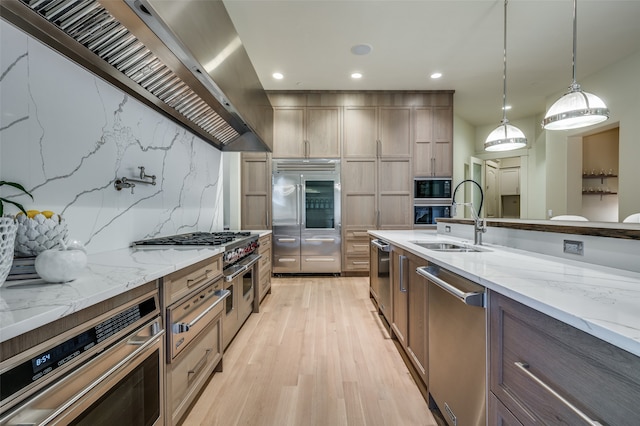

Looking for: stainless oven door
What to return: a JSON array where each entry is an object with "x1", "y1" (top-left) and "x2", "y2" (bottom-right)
[{"x1": 0, "y1": 318, "x2": 164, "y2": 426}]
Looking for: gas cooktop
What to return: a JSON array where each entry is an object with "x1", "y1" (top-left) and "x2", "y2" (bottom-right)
[{"x1": 132, "y1": 231, "x2": 252, "y2": 247}]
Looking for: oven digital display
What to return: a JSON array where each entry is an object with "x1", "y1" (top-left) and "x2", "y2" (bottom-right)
[{"x1": 31, "y1": 330, "x2": 95, "y2": 375}]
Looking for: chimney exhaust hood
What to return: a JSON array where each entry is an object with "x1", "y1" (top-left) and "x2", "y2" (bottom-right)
[{"x1": 0, "y1": 0, "x2": 273, "y2": 152}]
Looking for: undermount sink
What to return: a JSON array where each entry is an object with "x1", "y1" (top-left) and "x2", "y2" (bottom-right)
[{"x1": 410, "y1": 241, "x2": 487, "y2": 253}]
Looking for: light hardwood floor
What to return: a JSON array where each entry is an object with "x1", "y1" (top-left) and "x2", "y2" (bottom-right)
[{"x1": 182, "y1": 276, "x2": 436, "y2": 426}]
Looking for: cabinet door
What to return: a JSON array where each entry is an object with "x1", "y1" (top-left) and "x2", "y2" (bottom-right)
[
  {"x1": 379, "y1": 107, "x2": 411, "y2": 158},
  {"x1": 378, "y1": 159, "x2": 412, "y2": 229},
  {"x1": 241, "y1": 153, "x2": 271, "y2": 229},
  {"x1": 414, "y1": 107, "x2": 452, "y2": 177},
  {"x1": 500, "y1": 168, "x2": 520, "y2": 195},
  {"x1": 391, "y1": 248, "x2": 408, "y2": 348},
  {"x1": 342, "y1": 159, "x2": 377, "y2": 230},
  {"x1": 344, "y1": 107, "x2": 377, "y2": 158},
  {"x1": 432, "y1": 107, "x2": 453, "y2": 177},
  {"x1": 307, "y1": 107, "x2": 340, "y2": 158},
  {"x1": 407, "y1": 252, "x2": 429, "y2": 384},
  {"x1": 273, "y1": 107, "x2": 305, "y2": 158}
]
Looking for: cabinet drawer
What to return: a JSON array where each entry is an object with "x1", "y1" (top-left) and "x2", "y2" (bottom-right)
[
  {"x1": 345, "y1": 230, "x2": 370, "y2": 239},
  {"x1": 168, "y1": 313, "x2": 222, "y2": 424},
  {"x1": 490, "y1": 291, "x2": 640, "y2": 425},
  {"x1": 164, "y1": 256, "x2": 222, "y2": 306},
  {"x1": 259, "y1": 235, "x2": 272, "y2": 250},
  {"x1": 344, "y1": 239, "x2": 370, "y2": 255},
  {"x1": 489, "y1": 392, "x2": 523, "y2": 426},
  {"x1": 344, "y1": 254, "x2": 370, "y2": 271}
]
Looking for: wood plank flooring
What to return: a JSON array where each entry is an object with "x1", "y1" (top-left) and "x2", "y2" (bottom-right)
[{"x1": 182, "y1": 276, "x2": 436, "y2": 426}]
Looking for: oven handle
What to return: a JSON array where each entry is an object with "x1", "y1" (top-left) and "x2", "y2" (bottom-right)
[
  {"x1": 416, "y1": 265, "x2": 485, "y2": 307},
  {"x1": 40, "y1": 320, "x2": 164, "y2": 425},
  {"x1": 172, "y1": 289, "x2": 230, "y2": 334}
]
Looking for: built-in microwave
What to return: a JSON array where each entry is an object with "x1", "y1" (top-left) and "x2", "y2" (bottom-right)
[
  {"x1": 414, "y1": 204, "x2": 451, "y2": 226},
  {"x1": 414, "y1": 178, "x2": 452, "y2": 202}
]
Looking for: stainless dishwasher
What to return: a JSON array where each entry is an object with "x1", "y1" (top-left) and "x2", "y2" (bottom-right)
[{"x1": 416, "y1": 265, "x2": 486, "y2": 426}]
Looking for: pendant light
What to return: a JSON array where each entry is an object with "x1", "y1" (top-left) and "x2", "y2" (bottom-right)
[
  {"x1": 485, "y1": 0, "x2": 527, "y2": 152},
  {"x1": 542, "y1": 0, "x2": 609, "y2": 130}
]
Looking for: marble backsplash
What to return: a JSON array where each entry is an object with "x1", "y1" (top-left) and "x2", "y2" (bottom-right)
[{"x1": 0, "y1": 20, "x2": 223, "y2": 254}]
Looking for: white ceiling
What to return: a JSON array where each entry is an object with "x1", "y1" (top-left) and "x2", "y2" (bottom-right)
[{"x1": 223, "y1": 0, "x2": 640, "y2": 127}]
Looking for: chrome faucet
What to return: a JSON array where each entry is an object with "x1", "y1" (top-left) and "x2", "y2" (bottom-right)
[{"x1": 451, "y1": 179, "x2": 487, "y2": 245}]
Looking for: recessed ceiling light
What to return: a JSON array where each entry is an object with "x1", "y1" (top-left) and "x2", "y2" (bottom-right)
[
  {"x1": 430, "y1": 72, "x2": 442, "y2": 79},
  {"x1": 272, "y1": 72, "x2": 284, "y2": 80},
  {"x1": 351, "y1": 44, "x2": 373, "y2": 55},
  {"x1": 502, "y1": 105, "x2": 512, "y2": 110},
  {"x1": 351, "y1": 72, "x2": 363, "y2": 79}
]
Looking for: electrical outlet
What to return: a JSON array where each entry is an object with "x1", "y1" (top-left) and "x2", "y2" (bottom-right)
[
  {"x1": 445, "y1": 225, "x2": 451, "y2": 233},
  {"x1": 563, "y1": 240, "x2": 584, "y2": 255}
]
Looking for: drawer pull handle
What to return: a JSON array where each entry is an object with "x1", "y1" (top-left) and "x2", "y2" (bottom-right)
[
  {"x1": 352, "y1": 261, "x2": 369, "y2": 265},
  {"x1": 187, "y1": 269, "x2": 214, "y2": 287},
  {"x1": 514, "y1": 362, "x2": 603, "y2": 426},
  {"x1": 304, "y1": 238, "x2": 335, "y2": 242},
  {"x1": 188, "y1": 349, "x2": 212, "y2": 382},
  {"x1": 278, "y1": 238, "x2": 296, "y2": 243},
  {"x1": 172, "y1": 289, "x2": 230, "y2": 334}
]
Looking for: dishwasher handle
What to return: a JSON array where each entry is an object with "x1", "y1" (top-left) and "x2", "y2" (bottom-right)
[
  {"x1": 371, "y1": 239, "x2": 391, "y2": 252},
  {"x1": 416, "y1": 265, "x2": 484, "y2": 307}
]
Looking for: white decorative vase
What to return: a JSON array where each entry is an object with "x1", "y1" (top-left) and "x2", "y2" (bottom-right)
[
  {"x1": 35, "y1": 248, "x2": 87, "y2": 283},
  {"x1": 0, "y1": 217, "x2": 18, "y2": 285}
]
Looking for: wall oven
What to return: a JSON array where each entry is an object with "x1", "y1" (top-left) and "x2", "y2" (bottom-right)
[
  {"x1": 414, "y1": 178, "x2": 452, "y2": 202},
  {"x1": 414, "y1": 204, "x2": 451, "y2": 226},
  {"x1": 0, "y1": 291, "x2": 164, "y2": 426}
]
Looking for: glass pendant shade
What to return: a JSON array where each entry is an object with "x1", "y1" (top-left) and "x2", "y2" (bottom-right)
[
  {"x1": 484, "y1": 121, "x2": 527, "y2": 152},
  {"x1": 542, "y1": 83, "x2": 609, "y2": 130}
]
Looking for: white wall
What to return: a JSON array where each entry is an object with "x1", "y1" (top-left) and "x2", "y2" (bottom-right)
[
  {"x1": 0, "y1": 20, "x2": 224, "y2": 254},
  {"x1": 544, "y1": 51, "x2": 640, "y2": 221}
]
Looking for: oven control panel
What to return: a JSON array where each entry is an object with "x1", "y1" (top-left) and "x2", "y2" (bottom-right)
[{"x1": 223, "y1": 240, "x2": 259, "y2": 266}]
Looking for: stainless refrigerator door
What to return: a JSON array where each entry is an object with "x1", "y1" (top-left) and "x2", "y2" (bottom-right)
[
  {"x1": 301, "y1": 175, "x2": 341, "y2": 231},
  {"x1": 272, "y1": 173, "x2": 301, "y2": 227}
]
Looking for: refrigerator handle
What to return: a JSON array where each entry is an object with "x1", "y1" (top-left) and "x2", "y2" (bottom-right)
[{"x1": 297, "y1": 183, "x2": 303, "y2": 227}]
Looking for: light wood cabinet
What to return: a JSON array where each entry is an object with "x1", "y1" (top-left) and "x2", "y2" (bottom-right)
[
  {"x1": 257, "y1": 234, "x2": 272, "y2": 303},
  {"x1": 241, "y1": 152, "x2": 271, "y2": 230},
  {"x1": 391, "y1": 247, "x2": 408, "y2": 349},
  {"x1": 378, "y1": 107, "x2": 412, "y2": 158},
  {"x1": 378, "y1": 158, "x2": 412, "y2": 229},
  {"x1": 406, "y1": 251, "x2": 429, "y2": 385},
  {"x1": 489, "y1": 291, "x2": 640, "y2": 425},
  {"x1": 344, "y1": 107, "x2": 377, "y2": 158},
  {"x1": 414, "y1": 106, "x2": 453, "y2": 177},
  {"x1": 500, "y1": 167, "x2": 520, "y2": 195},
  {"x1": 272, "y1": 106, "x2": 341, "y2": 158}
]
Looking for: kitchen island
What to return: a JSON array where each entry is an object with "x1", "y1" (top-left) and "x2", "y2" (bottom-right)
[
  {"x1": 369, "y1": 228, "x2": 640, "y2": 425},
  {"x1": 368, "y1": 229, "x2": 640, "y2": 357}
]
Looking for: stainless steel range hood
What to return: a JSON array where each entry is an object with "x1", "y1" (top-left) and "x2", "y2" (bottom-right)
[{"x1": 0, "y1": 0, "x2": 272, "y2": 152}]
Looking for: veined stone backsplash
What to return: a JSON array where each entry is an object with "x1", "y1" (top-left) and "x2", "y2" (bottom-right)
[{"x1": 0, "y1": 20, "x2": 223, "y2": 254}]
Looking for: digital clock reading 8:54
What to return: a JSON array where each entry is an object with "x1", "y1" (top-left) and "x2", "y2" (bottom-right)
[{"x1": 31, "y1": 353, "x2": 53, "y2": 374}]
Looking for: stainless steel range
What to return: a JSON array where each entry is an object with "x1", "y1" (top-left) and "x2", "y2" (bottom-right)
[{"x1": 133, "y1": 231, "x2": 261, "y2": 349}]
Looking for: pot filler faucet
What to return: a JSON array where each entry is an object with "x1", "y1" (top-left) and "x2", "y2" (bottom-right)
[{"x1": 451, "y1": 179, "x2": 487, "y2": 245}]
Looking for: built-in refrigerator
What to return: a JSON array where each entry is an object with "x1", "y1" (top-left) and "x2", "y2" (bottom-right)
[{"x1": 272, "y1": 159, "x2": 341, "y2": 273}]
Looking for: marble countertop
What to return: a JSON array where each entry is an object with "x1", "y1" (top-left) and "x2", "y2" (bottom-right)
[
  {"x1": 369, "y1": 230, "x2": 640, "y2": 358},
  {"x1": 0, "y1": 230, "x2": 272, "y2": 343}
]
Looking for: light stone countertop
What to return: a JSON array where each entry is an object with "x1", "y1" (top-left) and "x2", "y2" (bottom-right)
[
  {"x1": 369, "y1": 230, "x2": 640, "y2": 358},
  {"x1": 0, "y1": 230, "x2": 272, "y2": 343}
]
